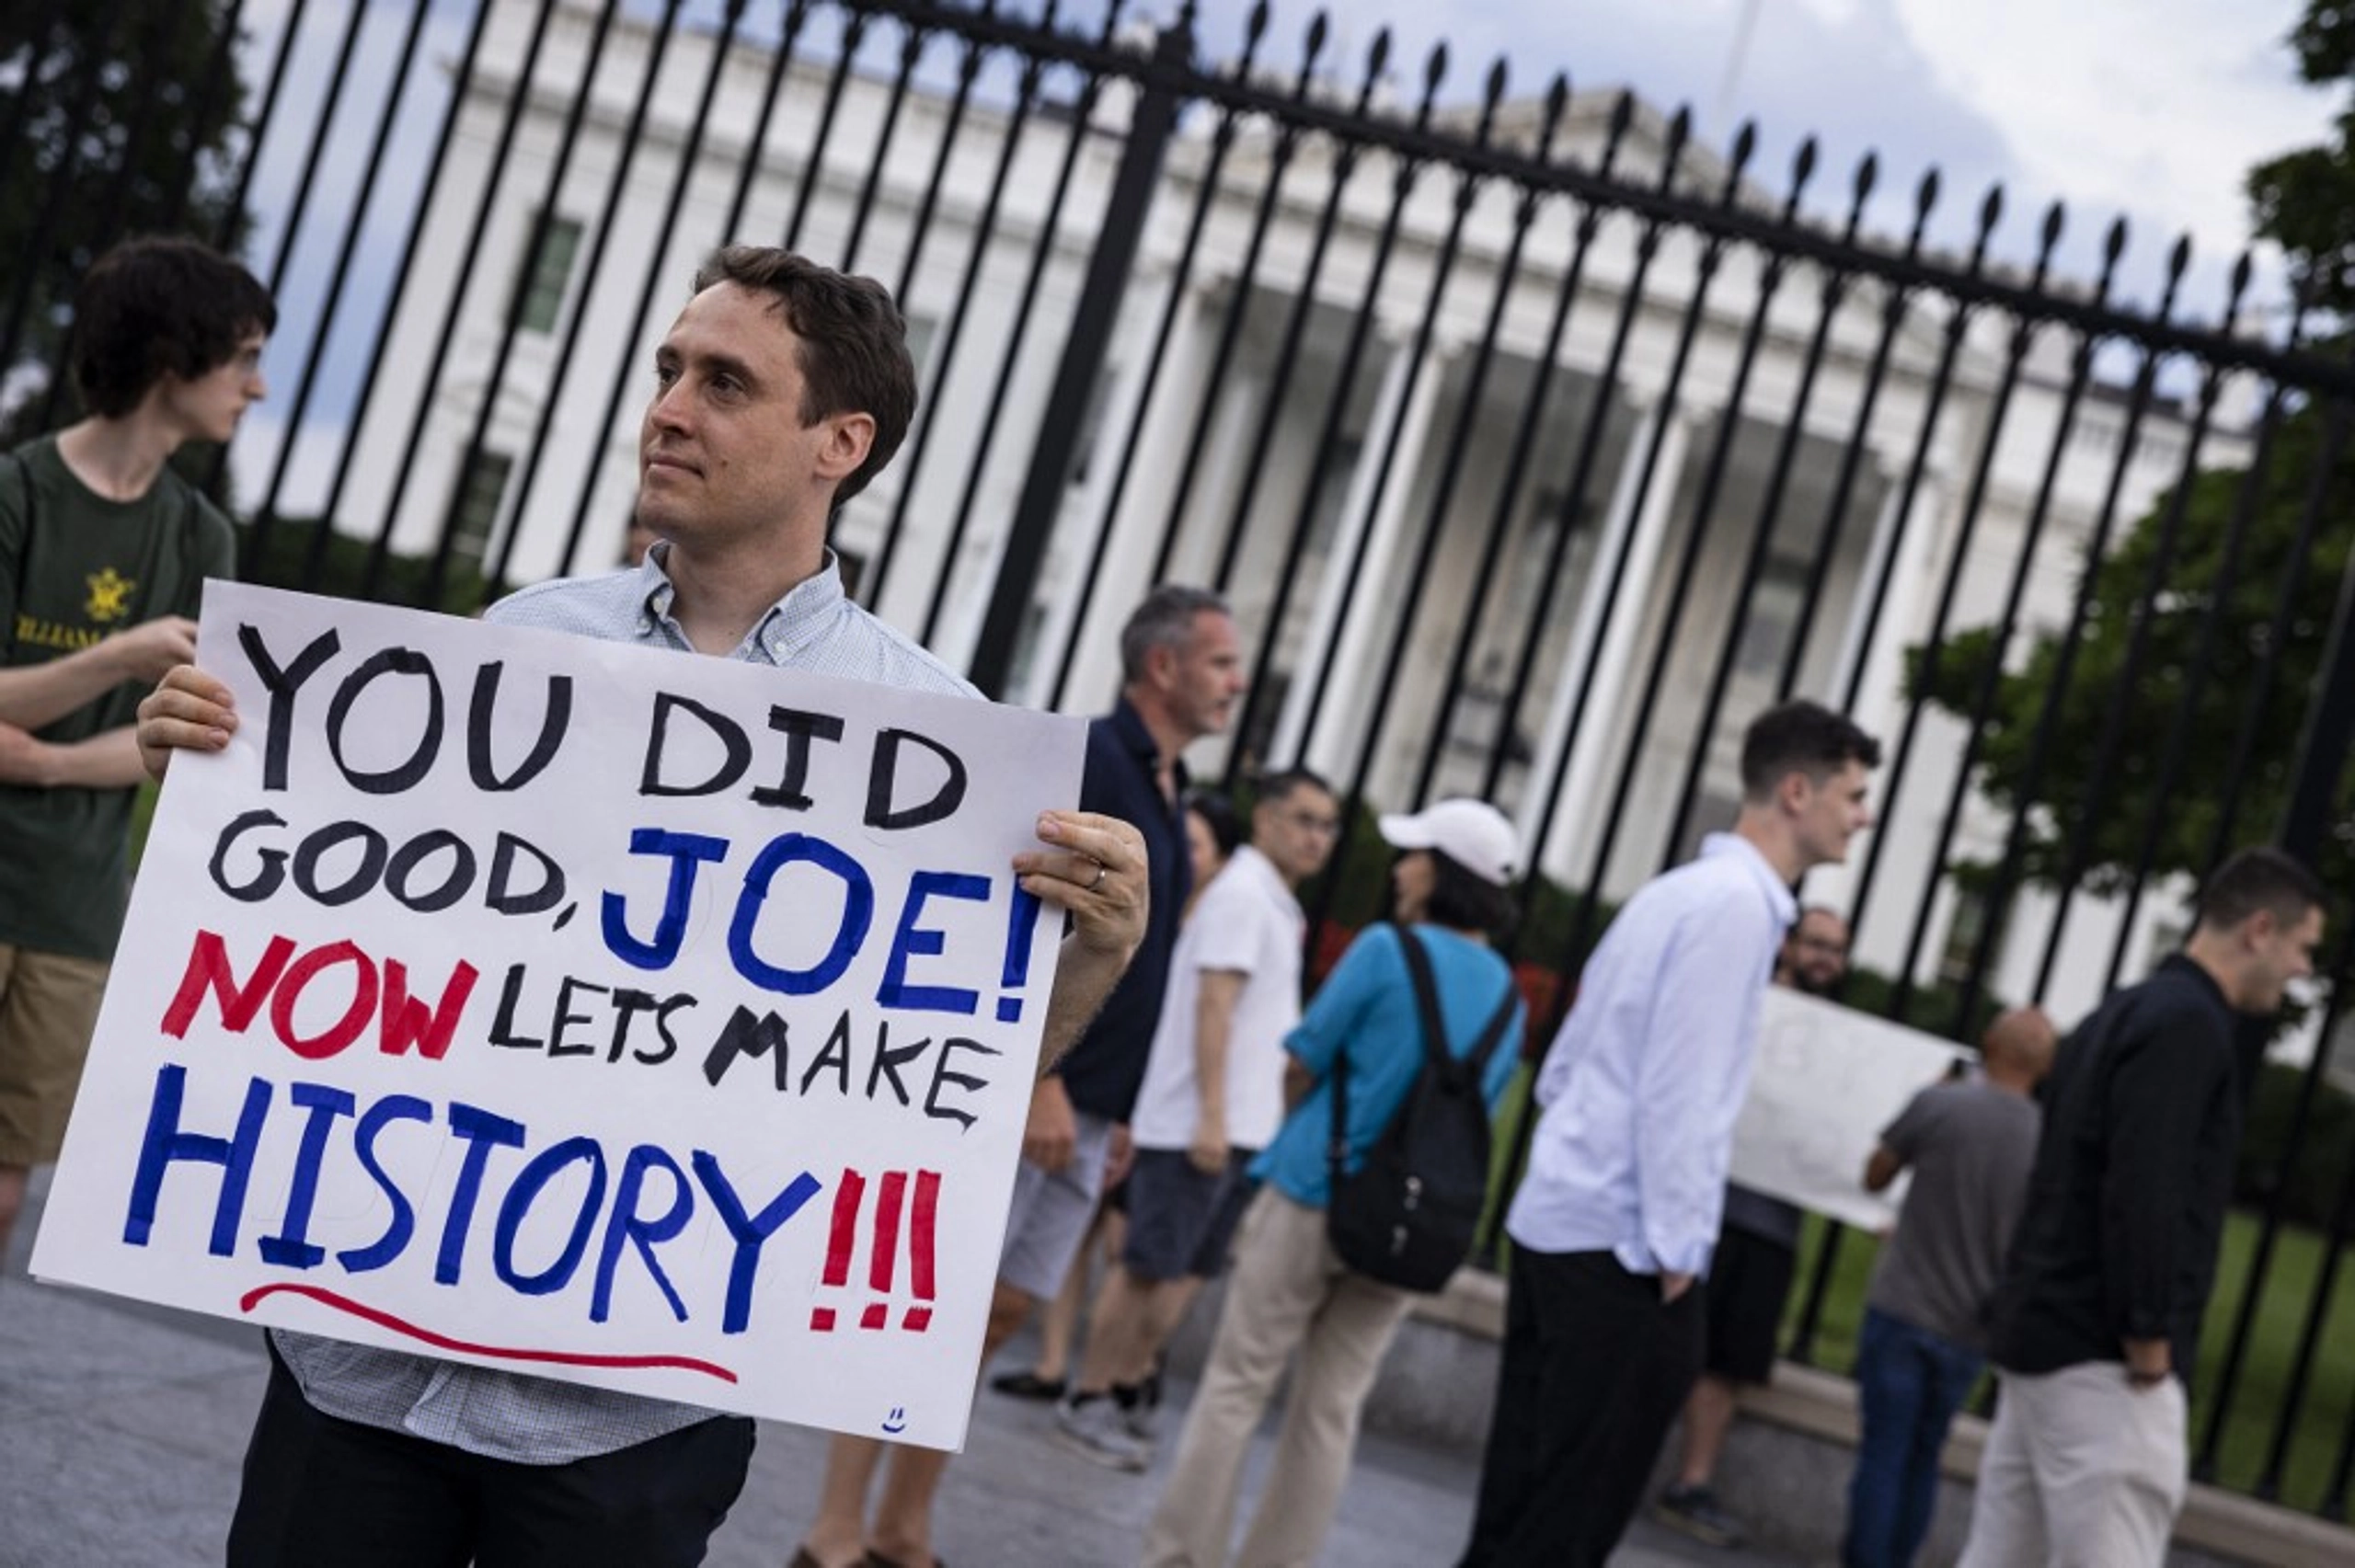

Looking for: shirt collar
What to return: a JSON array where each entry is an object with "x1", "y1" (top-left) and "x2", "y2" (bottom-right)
[
  {"x1": 1700, "y1": 830, "x2": 1799, "y2": 928},
  {"x1": 635, "y1": 541, "x2": 850, "y2": 663},
  {"x1": 1110, "y1": 696, "x2": 1190, "y2": 797}
]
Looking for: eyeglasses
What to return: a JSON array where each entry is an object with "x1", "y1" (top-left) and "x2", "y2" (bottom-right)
[{"x1": 1281, "y1": 810, "x2": 1341, "y2": 835}]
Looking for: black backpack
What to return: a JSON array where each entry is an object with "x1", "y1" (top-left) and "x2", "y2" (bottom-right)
[{"x1": 1325, "y1": 926, "x2": 1522, "y2": 1293}]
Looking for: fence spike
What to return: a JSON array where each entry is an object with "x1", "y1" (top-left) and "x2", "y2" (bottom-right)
[
  {"x1": 1244, "y1": 0, "x2": 1269, "y2": 44},
  {"x1": 1851, "y1": 150, "x2": 1877, "y2": 204},
  {"x1": 2039, "y1": 199, "x2": 2065, "y2": 253},
  {"x1": 1422, "y1": 40, "x2": 1448, "y2": 96},
  {"x1": 1977, "y1": 183, "x2": 2005, "y2": 241},
  {"x1": 1483, "y1": 56, "x2": 1507, "y2": 107},
  {"x1": 1303, "y1": 9, "x2": 1327, "y2": 63},
  {"x1": 1365, "y1": 26, "x2": 1390, "y2": 81},
  {"x1": 1728, "y1": 119, "x2": 1757, "y2": 174}
]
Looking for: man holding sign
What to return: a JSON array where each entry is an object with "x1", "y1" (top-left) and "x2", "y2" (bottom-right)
[{"x1": 134, "y1": 247, "x2": 1147, "y2": 1568}]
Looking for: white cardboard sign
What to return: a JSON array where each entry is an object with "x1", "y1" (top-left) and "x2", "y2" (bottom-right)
[
  {"x1": 31, "y1": 582, "x2": 1086, "y2": 1450},
  {"x1": 1727, "y1": 986, "x2": 1970, "y2": 1231}
]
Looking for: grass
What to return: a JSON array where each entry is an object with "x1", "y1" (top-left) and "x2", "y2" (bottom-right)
[{"x1": 1778, "y1": 1208, "x2": 2355, "y2": 1516}]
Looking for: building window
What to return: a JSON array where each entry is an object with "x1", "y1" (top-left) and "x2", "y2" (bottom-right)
[
  {"x1": 1938, "y1": 883, "x2": 2009, "y2": 989},
  {"x1": 1735, "y1": 555, "x2": 1814, "y2": 679},
  {"x1": 446, "y1": 448, "x2": 514, "y2": 576},
  {"x1": 513, "y1": 214, "x2": 584, "y2": 335},
  {"x1": 905, "y1": 315, "x2": 938, "y2": 380},
  {"x1": 1069, "y1": 362, "x2": 1120, "y2": 488}
]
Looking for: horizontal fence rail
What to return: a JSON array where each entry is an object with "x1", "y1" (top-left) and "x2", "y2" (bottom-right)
[{"x1": 8, "y1": 0, "x2": 2355, "y2": 1521}]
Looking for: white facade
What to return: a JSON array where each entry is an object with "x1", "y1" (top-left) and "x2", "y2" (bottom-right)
[{"x1": 349, "y1": 0, "x2": 2262, "y2": 1036}]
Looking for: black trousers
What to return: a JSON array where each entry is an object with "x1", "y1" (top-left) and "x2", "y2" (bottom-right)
[
  {"x1": 227, "y1": 1346, "x2": 756, "y2": 1567},
  {"x1": 1458, "y1": 1246, "x2": 1706, "y2": 1567}
]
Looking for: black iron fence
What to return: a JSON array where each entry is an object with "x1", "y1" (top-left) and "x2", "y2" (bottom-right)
[{"x1": 10, "y1": 0, "x2": 2355, "y2": 1521}]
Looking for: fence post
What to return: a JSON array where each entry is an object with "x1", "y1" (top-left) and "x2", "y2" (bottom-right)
[
  {"x1": 964, "y1": 13, "x2": 1193, "y2": 699},
  {"x1": 2280, "y1": 431, "x2": 2355, "y2": 865}
]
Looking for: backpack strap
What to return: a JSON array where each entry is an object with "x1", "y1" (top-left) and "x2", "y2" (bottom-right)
[
  {"x1": 1400, "y1": 924, "x2": 1521, "y2": 1087},
  {"x1": 4, "y1": 451, "x2": 32, "y2": 662},
  {"x1": 1329, "y1": 923, "x2": 1430, "y2": 1183},
  {"x1": 1328, "y1": 925, "x2": 1522, "y2": 1185}
]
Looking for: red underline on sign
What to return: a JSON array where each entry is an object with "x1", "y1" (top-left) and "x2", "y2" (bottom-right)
[{"x1": 237, "y1": 1283, "x2": 740, "y2": 1384}]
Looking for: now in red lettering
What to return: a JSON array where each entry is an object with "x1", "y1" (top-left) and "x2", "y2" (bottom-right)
[{"x1": 162, "y1": 928, "x2": 479, "y2": 1062}]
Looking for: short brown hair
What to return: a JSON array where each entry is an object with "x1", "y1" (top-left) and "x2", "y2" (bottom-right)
[
  {"x1": 2194, "y1": 847, "x2": 2325, "y2": 935},
  {"x1": 690, "y1": 246, "x2": 914, "y2": 503},
  {"x1": 71, "y1": 235, "x2": 275, "y2": 419}
]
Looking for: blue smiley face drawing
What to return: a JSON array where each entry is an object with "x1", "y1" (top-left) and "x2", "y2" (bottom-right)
[{"x1": 881, "y1": 1406, "x2": 908, "y2": 1435}]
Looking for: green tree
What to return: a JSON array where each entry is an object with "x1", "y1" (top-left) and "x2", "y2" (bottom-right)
[
  {"x1": 1, "y1": 1, "x2": 254, "y2": 430},
  {"x1": 1910, "y1": 416, "x2": 2354, "y2": 897},
  {"x1": 2249, "y1": 1, "x2": 2355, "y2": 314},
  {"x1": 1911, "y1": 1, "x2": 2355, "y2": 900}
]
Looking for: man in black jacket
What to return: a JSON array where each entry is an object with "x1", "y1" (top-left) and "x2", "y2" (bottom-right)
[{"x1": 1957, "y1": 847, "x2": 2324, "y2": 1568}]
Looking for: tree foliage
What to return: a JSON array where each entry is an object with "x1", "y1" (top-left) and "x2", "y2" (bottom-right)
[
  {"x1": 1910, "y1": 405, "x2": 2355, "y2": 897},
  {"x1": 2251, "y1": 2, "x2": 2355, "y2": 313},
  {"x1": 1, "y1": 1, "x2": 253, "y2": 426},
  {"x1": 1913, "y1": 4, "x2": 2355, "y2": 900}
]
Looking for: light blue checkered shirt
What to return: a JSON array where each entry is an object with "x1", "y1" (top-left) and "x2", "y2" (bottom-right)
[{"x1": 273, "y1": 547, "x2": 974, "y2": 1462}]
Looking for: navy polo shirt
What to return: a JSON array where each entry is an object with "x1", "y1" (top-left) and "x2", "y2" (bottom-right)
[{"x1": 1053, "y1": 698, "x2": 1191, "y2": 1121}]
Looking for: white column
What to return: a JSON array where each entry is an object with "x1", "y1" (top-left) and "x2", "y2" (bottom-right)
[
  {"x1": 1527, "y1": 396, "x2": 1691, "y2": 885},
  {"x1": 1049, "y1": 271, "x2": 1217, "y2": 715},
  {"x1": 1016, "y1": 265, "x2": 1193, "y2": 710},
  {"x1": 1268, "y1": 334, "x2": 1409, "y2": 772},
  {"x1": 1306, "y1": 341, "x2": 1455, "y2": 781}
]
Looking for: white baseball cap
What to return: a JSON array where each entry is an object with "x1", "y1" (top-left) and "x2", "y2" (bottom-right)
[{"x1": 1377, "y1": 798, "x2": 1521, "y2": 887}]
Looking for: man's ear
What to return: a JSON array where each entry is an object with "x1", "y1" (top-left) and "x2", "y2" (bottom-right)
[
  {"x1": 1775, "y1": 769, "x2": 1813, "y2": 817},
  {"x1": 812, "y1": 411, "x2": 876, "y2": 485},
  {"x1": 1142, "y1": 639, "x2": 1179, "y2": 692}
]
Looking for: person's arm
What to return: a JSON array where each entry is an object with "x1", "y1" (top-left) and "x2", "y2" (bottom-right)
[
  {"x1": 0, "y1": 723, "x2": 148, "y2": 789},
  {"x1": 1016, "y1": 808, "x2": 1148, "y2": 1079},
  {"x1": 0, "y1": 617, "x2": 199, "y2": 732},
  {"x1": 2099, "y1": 1000, "x2": 2221, "y2": 1375},
  {"x1": 1863, "y1": 1089, "x2": 1932, "y2": 1194},
  {"x1": 1189, "y1": 969, "x2": 1246, "y2": 1174},
  {"x1": 1632, "y1": 910, "x2": 1764, "y2": 1281}
]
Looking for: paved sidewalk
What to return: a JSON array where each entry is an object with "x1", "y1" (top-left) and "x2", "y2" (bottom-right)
[{"x1": 2, "y1": 1170, "x2": 1806, "y2": 1567}]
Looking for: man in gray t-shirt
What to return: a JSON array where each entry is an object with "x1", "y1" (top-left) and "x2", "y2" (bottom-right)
[{"x1": 1842, "y1": 1006, "x2": 2055, "y2": 1568}]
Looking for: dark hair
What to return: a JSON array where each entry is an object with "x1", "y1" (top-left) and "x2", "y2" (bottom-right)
[
  {"x1": 1740, "y1": 700, "x2": 1881, "y2": 801},
  {"x1": 690, "y1": 246, "x2": 914, "y2": 503},
  {"x1": 1418, "y1": 850, "x2": 1517, "y2": 941},
  {"x1": 70, "y1": 236, "x2": 275, "y2": 419},
  {"x1": 1119, "y1": 584, "x2": 1231, "y2": 684},
  {"x1": 1183, "y1": 786, "x2": 1245, "y2": 861},
  {"x1": 2195, "y1": 848, "x2": 2325, "y2": 934},
  {"x1": 1253, "y1": 765, "x2": 1333, "y2": 809}
]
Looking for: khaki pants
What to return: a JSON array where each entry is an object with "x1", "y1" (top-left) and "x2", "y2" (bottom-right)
[
  {"x1": 1142, "y1": 1186, "x2": 1417, "y2": 1568},
  {"x1": 0, "y1": 944, "x2": 109, "y2": 1166},
  {"x1": 1957, "y1": 1361, "x2": 2188, "y2": 1568}
]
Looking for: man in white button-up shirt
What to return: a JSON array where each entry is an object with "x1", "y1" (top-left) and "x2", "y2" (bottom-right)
[{"x1": 1459, "y1": 699, "x2": 1879, "y2": 1568}]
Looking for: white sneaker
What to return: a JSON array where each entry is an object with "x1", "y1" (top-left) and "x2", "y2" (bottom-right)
[{"x1": 1051, "y1": 1394, "x2": 1150, "y2": 1471}]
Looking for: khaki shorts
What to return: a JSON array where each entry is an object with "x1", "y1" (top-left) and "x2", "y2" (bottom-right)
[{"x1": 0, "y1": 944, "x2": 110, "y2": 1166}]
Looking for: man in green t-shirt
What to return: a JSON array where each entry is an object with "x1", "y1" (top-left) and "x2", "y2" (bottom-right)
[{"x1": 0, "y1": 235, "x2": 273, "y2": 1265}]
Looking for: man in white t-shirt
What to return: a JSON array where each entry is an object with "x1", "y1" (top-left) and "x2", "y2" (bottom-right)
[{"x1": 1051, "y1": 768, "x2": 1340, "y2": 1470}]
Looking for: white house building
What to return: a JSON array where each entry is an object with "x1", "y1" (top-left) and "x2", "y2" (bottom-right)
[{"x1": 338, "y1": 0, "x2": 2268, "y2": 1036}]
